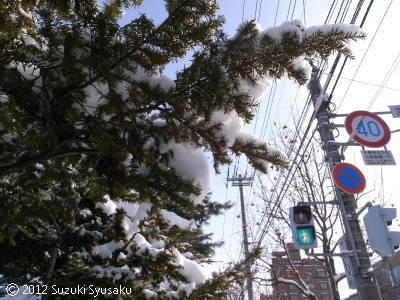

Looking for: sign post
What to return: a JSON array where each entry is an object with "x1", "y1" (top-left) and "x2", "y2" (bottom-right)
[
  {"x1": 332, "y1": 162, "x2": 366, "y2": 194},
  {"x1": 345, "y1": 110, "x2": 391, "y2": 148}
]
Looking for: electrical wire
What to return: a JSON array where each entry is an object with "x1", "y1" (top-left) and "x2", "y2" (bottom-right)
[
  {"x1": 290, "y1": 0, "x2": 297, "y2": 20},
  {"x1": 274, "y1": 0, "x2": 281, "y2": 27},
  {"x1": 366, "y1": 49, "x2": 400, "y2": 110},
  {"x1": 254, "y1": 0, "x2": 363, "y2": 248},
  {"x1": 302, "y1": 0, "x2": 307, "y2": 27},
  {"x1": 336, "y1": 0, "x2": 394, "y2": 111},
  {"x1": 242, "y1": 0, "x2": 246, "y2": 22}
]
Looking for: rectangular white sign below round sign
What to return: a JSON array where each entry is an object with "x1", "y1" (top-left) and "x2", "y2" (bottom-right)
[
  {"x1": 361, "y1": 150, "x2": 396, "y2": 166},
  {"x1": 389, "y1": 105, "x2": 400, "y2": 118}
]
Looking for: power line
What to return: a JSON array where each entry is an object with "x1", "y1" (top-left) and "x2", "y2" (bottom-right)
[
  {"x1": 255, "y1": 0, "x2": 364, "y2": 248},
  {"x1": 301, "y1": 0, "x2": 307, "y2": 26},
  {"x1": 366, "y1": 49, "x2": 400, "y2": 110},
  {"x1": 326, "y1": 0, "x2": 374, "y2": 105},
  {"x1": 257, "y1": 0, "x2": 264, "y2": 22},
  {"x1": 273, "y1": 0, "x2": 281, "y2": 27},
  {"x1": 242, "y1": 0, "x2": 246, "y2": 22},
  {"x1": 324, "y1": 0, "x2": 339, "y2": 24},
  {"x1": 286, "y1": 0, "x2": 293, "y2": 21},
  {"x1": 336, "y1": 0, "x2": 394, "y2": 111},
  {"x1": 323, "y1": 73, "x2": 400, "y2": 91},
  {"x1": 290, "y1": 0, "x2": 297, "y2": 20}
]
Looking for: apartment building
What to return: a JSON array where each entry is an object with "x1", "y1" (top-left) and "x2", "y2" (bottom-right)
[
  {"x1": 265, "y1": 243, "x2": 333, "y2": 300},
  {"x1": 372, "y1": 251, "x2": 400, "y2": 299}
]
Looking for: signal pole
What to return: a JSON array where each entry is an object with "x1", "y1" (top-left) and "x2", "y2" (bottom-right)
[
  {"x1": 227, "y1": 174, "x2": 254, "y2": 300},
  {"x1": 307, "y1": 65, "x2": 380, "y2": 300}
]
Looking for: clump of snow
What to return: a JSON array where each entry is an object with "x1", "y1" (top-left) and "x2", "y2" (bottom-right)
[
  {"x1": 92, "y1": 240, "x2": 124, "y2": 259},
  {"x1": 160, "y1": 209, "x2": 195, "y2": 230},
  {"x1": 130, "y1": 65, "x2": 175, "y2": 91},
  {"x1": 122, "y1": 153, "x2": 133, "y2": 169},
  {"x1": 304, "y1": 24, "x2": 361, "y2": 38},
  {"x1": 92, "y1": 197, "x2": 158, "y2": 259},
  {"x1": 210, "y1": 111, "x2": 243, "y2": 148},
  {"x1": 173, "y1": 248, "x2": 208, "y2": 284},
  {"x1": 291, "y1": 56, "x2": 312, "y2": 79},
  {"x1": 95, "y1": 195, "x2": 117, "y2": 216},
  {"x1": 10, "y1": 62, "x2": 40, "y2": 81},
  {"x1": 79, "y1": 209, "x2": 92, "y2": 217},
  {"x1": 74, "y1": 82, "x2": 109, "y2": 116},
  {"x1": 210, "y1": 110, "x2": 284, "y2": 170},
  {"x1": 262, "y1": 20, "x2": 305, "y2": 44},
  {"x1": 90, "y1": 265, "x2": 138, "y2": 280},
  {"x1": 159, "y1": 141, "x2": 210, "y2": 204},
  {"x1": 237, "y1": 75, "x2": 273, "y2": 105},
  {"x1": 143, "y1": 289, "x2": 157, "y2": 298},
  {"x1": 179, "y1": 283, "x2": 197, "y2": 296}
]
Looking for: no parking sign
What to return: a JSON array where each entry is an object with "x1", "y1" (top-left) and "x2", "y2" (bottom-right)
[{"x1": 332, "y1": 163, "x2": 366, "y2": 194}]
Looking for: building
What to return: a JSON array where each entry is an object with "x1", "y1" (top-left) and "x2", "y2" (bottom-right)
[
  {"x1": 343, "y1": 294, "x2": 360, "y2": 300},
  {"x1": 372, "y1": 251, "x2": 400, "y2": 299},
  {"x1": 268, "y1": 243, "x2": 333, "y2": 300}
]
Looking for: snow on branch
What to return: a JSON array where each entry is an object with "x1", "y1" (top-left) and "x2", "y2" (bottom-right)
[
  {"x1": 160, "y1": 209, "x2": 196, "y2": 230},
  {"x1": 276, "y1": 277, "x2": 316, "y2": 298}
]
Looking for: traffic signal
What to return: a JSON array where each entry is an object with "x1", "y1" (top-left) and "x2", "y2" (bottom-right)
[
  {"x1": 289, "y1": 205, "x2": 317, "y2": 249},
  {"x1": 363, "y1": 205, "x2": 400, "y2": 257}
]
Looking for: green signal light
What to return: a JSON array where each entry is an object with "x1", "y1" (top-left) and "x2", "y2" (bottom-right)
[{"x1": 296, "y1": 226, "x2": 316, "y2": 245}]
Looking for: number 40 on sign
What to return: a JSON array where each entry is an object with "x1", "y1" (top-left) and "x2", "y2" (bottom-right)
[{"x1": 345, "y1": 111, "x2": 391, "y2": 148}]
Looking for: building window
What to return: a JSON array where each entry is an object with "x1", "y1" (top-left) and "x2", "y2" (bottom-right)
[
  {"x1": 289, "y1": 294, "x2": 298, "y2": 300},
  {"x1": 319, "y1": 281, "x2": 327, "y2": 288},
  {"x1": 308, "y1": 283, "x2": 314, "y2": 289},
  {"x1": 317, "y1": 269, "x2": 327, "y2": 277},
  {"x1": 321, "y1": 294, "x2": 330, "y2": 300}
]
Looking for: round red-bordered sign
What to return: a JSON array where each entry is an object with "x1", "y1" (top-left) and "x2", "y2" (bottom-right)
[
  {"x1": 332, "y1": 163, "x2": 366, "y2": 194},
  {"x1": 345, "y1": 111, "x2": 391, "y2": 148}
]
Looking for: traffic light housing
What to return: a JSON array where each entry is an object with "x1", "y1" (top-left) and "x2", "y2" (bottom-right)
[
  {"x1": 289, "y1": 205, "x2": 318, "y2": 249},
  {"x1": 363, "y1": 205, "x2": 400, "y2": 257}
]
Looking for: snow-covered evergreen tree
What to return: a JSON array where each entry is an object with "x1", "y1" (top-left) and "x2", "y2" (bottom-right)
[{"x1": 0, "y1": 0, "x2": 364, "y2": 298}]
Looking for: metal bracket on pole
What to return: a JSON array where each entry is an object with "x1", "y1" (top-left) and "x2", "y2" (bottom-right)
[
  {"x1": 304, "y1": 249, "x2": 371, "y2": 258},
  {"x1": 304, "y1": 249, "x2": 353, "y2": 257},
  {"x1": 391, "y1": 129, "x2": 400, "y2": 134},
  {"x1": 297, "y1": 200, "x2": 338, "y2": 206},
  {"x1": 352, "y1": 202, "x2": 372, "y2": 220},
  {"x1": 329, "y1": 111, "x2": 393, "y2": 118},
  {"x1": 326, "y1": 141, "x2": 360, "y2": 147}
]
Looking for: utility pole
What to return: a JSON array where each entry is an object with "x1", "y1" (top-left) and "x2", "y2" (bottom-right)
[
  {"x1": 227, "y1": 173, "x2": 254, "y2": 300},
  {"x1": 307, "y1": 65, "x2": 381, "y2": 300}
]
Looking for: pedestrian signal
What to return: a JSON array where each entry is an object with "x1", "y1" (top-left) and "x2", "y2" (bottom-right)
[{"x1": 289, "y1": 206, "x2": 317, "y2": 249}]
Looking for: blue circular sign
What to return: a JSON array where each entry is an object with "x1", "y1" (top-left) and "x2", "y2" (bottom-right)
[{"x1": 332, "y1": 163, "x2": 366, "y2": 194}]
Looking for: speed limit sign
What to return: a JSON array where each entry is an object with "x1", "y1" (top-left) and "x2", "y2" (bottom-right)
[{"x1": 345, "y1": 111, "x2": 391, "y2": 148}]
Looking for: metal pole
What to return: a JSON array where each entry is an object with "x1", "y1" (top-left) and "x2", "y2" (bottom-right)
[
  {"x1": 238, "y1": 175, "x2": 254, "y2": 300},
  {"x1": 227, "y1": 174, "x2": 254, "y2": 300},
  {"x1": 307, "y1": 66, "x2": 381, "y2": 300}
]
